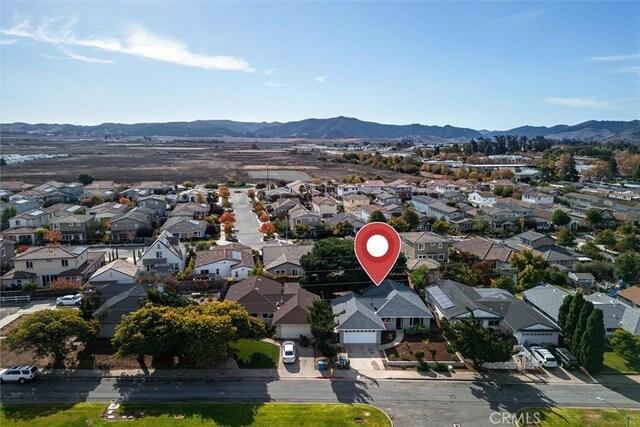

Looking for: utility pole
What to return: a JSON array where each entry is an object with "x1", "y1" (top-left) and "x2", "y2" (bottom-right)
[
  {"x1": 266, "y1": 163, "x2": 270, "y2": 189},
  {"x1": 596, "y1": 397, "x2": 630, "y2": 427}
]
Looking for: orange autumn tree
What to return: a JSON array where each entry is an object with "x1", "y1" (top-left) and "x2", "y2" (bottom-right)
[
  {"x1": 218, "y1": 187, "x2": 230, "y2": 199},
  {"x1": 259, "y1": 212, "x2": 270, "y2": 222},
  {"x1": 196, "y1": 192, "x2": 206, "y2": 204},
  {"x1": 44, "y1": 230, "x2": 63, "y2": 246},
  {"x1": 247, "y1": 189, "x2": 256, "y2": 200},
  {"x1": 259, "y1": 222, "x2": 276, "y2": 237}
]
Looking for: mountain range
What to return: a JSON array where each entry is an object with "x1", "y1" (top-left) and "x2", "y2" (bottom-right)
[{"x1": 2, "y1": 117, "x2": 639, "y2": 141}]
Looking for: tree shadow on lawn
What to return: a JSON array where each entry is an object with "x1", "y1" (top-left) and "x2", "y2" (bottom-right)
[
  {"x1": 235, "y1": 352, "x2": 276, "y2": 369},
  {"x1": 118, "y1": 402, "x2": 265, "y2": 427},
  {"x1": 1, "y1": 403, "x2": 77, "y2": 421}
]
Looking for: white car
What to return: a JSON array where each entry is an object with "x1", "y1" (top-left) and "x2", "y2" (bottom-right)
[
  {"x1": 281, "y1": 341, "x2": 297, "y2": 364},
  {"x1": 0, "y1": 365, "x2": 38, "y2": 384},
  {"x1": 530, "y1": 346, "x2": 558, "y2": 368},
  {"x1": 56, "y1": 293, "x2": 83, "y2": 307}
]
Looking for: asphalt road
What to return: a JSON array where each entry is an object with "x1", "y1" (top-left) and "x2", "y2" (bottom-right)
[
  {"x1": 2, "y1": 377, "x2": 638, "y2": 427},
  {"x1": 229, "y1": 190, "x2": 286, "y2": 250}
]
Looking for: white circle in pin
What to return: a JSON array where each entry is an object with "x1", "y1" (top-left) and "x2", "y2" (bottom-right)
[{"x1": 366, "y1": 234, "x2": 389, "y2": 257}]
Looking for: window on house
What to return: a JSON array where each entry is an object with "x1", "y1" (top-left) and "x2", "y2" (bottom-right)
[
  {"x1": 438, "y1": 243, "x2": 443, "y2": 248},
  {"x1": 409, "y1": 318, "x2": 422, "y2": 326},
  {"x1": 26, "y1": 261, "x2": 33, "y2": 269},
  {"x1": 15, "y1": 220, "x2": 21, "y2": 226},
  {"x1": 234, "y1": 271, "x2": 239, "y2": 278},
  {"x1": 438, "y1": 254, "x2": 445, "y2": 261},
  {"x1": 488, "y1": 320, "x2": 500, "y2": 327},
  {"x1": 215, "y1": 269, "x2": 220, "y2": 275},
  {"x1": 156, "y1": 251, "x2": 162, "y2": 258},
  {"x1": 418, "y1": 255, "x2": 427, "y2": 259},
  {"x1": 418, "y1": 243, "x2": 425, "y2": 250},
  {"x1": 61, "y1": 260, "x2": 68, "y2": 267},
  {"x1": 291, "y1": 269, "x2": 299, "y2": 276},
  {"x1": 201, "y1": 269, "x2": 209, "y2": 275}
]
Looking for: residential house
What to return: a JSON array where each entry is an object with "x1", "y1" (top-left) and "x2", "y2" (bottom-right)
[
  {"x1": 323, "y1": 213, "x2": 366, "y2": 234},
  {"x1": 178, "y1": 186, "x2": 209, "y2": 203},
  {"x1": 488, "y1": 180, "x2": 515, "y2": 191},
  {"x1": 6, "y1": 199, "x2": 40, "y2": 215},
  {"x1": 425, "y1": 201, "x2": 465, "y2": 222},
  {"x1": 288, "y1": 205, "x2": 321, "y2": 229},
  {"x1": 270, "y1": 198, "x2": 303, "y2": 217},
  {"x1": 617, "y1": 286, "x2": 640, "y2": 309},
  {"x1": 522, "y1": 192, "x2": 554, "y2": 206},
  {"x1": 225, "y1": 276, "x2": 319, "y2": 339},
  {"x1": 400, "y1": 231, "x2": 450, "y2": 262},
  {"x1": 475, "y1": 206, "x2": 517, "y2": 232},
  {"x1": 139, "y1": 231, "x2": 185, "y2": 273},
  {"x1": 110, "y1": 207, "x2": 154, "y2": 241},
  {"x1": 80, "y1": 188, "x2": 117, "y2": 202},
  {"x1": 586, "y1": 293, "x2": 640, "y2": 337},
  {"x1": 193, "y1": 243, "x2": 254, "y2": 280},
  {"x1": 93, "y1": 284, "x2": 147, "y2": 338},
  {"x1": 374, "y1": 192, "x2": 401, "y2": 207},
  {"x1": 453, "y1": 237, "x2": 514, "y2": 269},
  {"x1": 35, "y1": 181, "x2": 84, "y2": 203},
  {"x1": 169, "y1": 202, "x2": 210, "y2": 218},
  {"x1": 518, "y1": 230, "x2": 556, "y2": 249},
  {"x1": 1, "y1": 246, "x2": 104, "y2": 289},
  {"x1": 336, "y1": 183, "x2": 359, "y2": 197},
  {"x1": 44, "y1": 203, "x2": 85, "y2": 223},
  {"x1": 87, "y1": 202, "x2": 131, "y2": 220},
  {"x1": 87, "y1": 259, "x2": 141, "y2": 285},
  {"x1": 262, "y1": 244, "x2": 313, "y2": 277},
  {"x1": 50, "y1": 214, "x2": 96, "y2": 243},
  {"x1": 311, "y1": 196, "x2": 338, "y2": 218},
  {"x1": 410, "y1": 195, "x2": 434, "y2": 214},
  {"x1": 568, "y1": 272, "x2": 596, "y2": 289},
  {"x1": 468, "y1": 191, "x2": 498, "y2": 207},
  {"x1": 159, "y1": 217, "x2": 207, "y2": 240},
  {"x1": 138, "y1": 196, "x2": 168, "y2": 216},
  {"x1": 332, "y1": 280, "x2": 432, "y2": 344},
  {"x1": 565, "y1": 192, "x2": 603, "y2": 207},
  {"x1": 0, "y1": 181, "x2": 34, "y2": 194},
  {"x1": 85, "y1": 180, "x2": 120, "y2": 191},
  {"x1": 522, "y1": 284, "x2": 570, "y2": 324},
  {"x1": 9, "y1": 209, "x2": 48, "y2": 229},
  {"x1": 343, "y1": 194, "x2": 370, "y2": 214},
  {"x1": 427, "y1": 280, "x2": 560, "y2": 346},
  {"x1": 386, "y1": 179, "x2": 413, "y2": 200},
  {"x1": 1, "y1": 227, "x2": 37, "y2": 245},
  {"x1": 0, "y1": 237, "x2": 16, "y2": 271}
]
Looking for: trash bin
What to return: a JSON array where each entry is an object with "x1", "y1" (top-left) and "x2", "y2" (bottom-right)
[{"x1": 317, "y1": 360, "x2": 327, "y2": 371}]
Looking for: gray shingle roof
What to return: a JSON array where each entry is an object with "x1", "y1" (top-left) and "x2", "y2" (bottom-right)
[{"x1": 522, "y1": 284, "x2": 570, "y2": 322}]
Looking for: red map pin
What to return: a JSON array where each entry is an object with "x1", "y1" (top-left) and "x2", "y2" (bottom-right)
[{"x1": 354, "y1": 222, "x2": 402, "y2": 286}]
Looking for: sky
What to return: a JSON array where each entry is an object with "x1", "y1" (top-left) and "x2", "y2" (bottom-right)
[{"x1": 1, "y1": 1, "x2": 639, "y2": 130}]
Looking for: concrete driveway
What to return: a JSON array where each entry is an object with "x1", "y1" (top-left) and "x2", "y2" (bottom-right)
[
  {"x1": 278, "y1": 344, "x2": 316, "y2": 378},
  {"x1": 344, "y1": 345, "x2": 384, "y2": 372}
]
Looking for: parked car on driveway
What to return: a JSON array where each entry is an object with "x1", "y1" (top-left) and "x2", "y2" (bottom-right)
[
  {"x1": 281, "y1": 341, "x2": 297, "y2": 364},
  {"x1": 549, "y1": 347, "x2": 579, "y2": 369},
  {"x1": 56, "y1": 293, "x2": 83, "y2": 306},
  {"x1": 0, "y1": 365, "x2": 38, "y2": 384},
  {"x1": 530, "y1": 346, "x2": 558, "y2": 368}
]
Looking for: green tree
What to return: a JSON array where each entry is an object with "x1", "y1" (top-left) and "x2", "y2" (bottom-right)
[
  {"x1": 198, "y1": 300, "x2": 266, "y2": 340},
  {"x1": 594, "y1": 229, "x2": 617, "y2": 248},
  {"x1": 5, "y1": 308, "x2": 99, "y2": 367},
  {"x1": 511, "y1": 248, "x2": 546, "y2": 273},
  {"x1": 308, "y1": 299, "x2": 338, "y2": 358},
  {"x1": 571, "y1": 300, "x2": 594, "y2": 357},
  {"x1": 332, "y1": 220, "x2": 354, "y2": 237},
  {"x1": 77, "y1": 173, "x2": 95, "y2": 185},
  {"x1": 580, "y1": 308, "x2": 605, "y2": 374},
  {"x1": 563, "y1": 293, "x2": 585, "y2": 349},
  {"x1": 585, "y1": 208, "x2": 603, "y2": 229},
  {"x1": 607, "y1": 157, "x2": 618, "y2": 181},
  {"x1": 1, "y1": 206, "x2": 17, "y2": 230},
  {"x1": 441, "y1": 314, "x2": 517, "y2": 369},
  {"x1": 401, "y1": 208, "x2": 421, "y2": 230},
  {"x1": 578, "y1": 242, "x2": 604, "y2": 261},
  {"x1": 558, "y1": 153, "x2": 579, "y2": 182},
  {"x1": 633, "y1": 163, "x2": 640, "y2": 181},
  {"x1": 556, "y1": 229, "x2": 576, "y2": 247},
  {"x1": 473, "y1": 219, "x2": 490, "y2": 233},
  {"x1": 410, "y1": 265, "x2": 431, "y2": 292},
  {"x1": 616, "y1": 234, "x2": 640, "y2": 253},
  {"x1": 389, "y1": 217, "x2": 410, "y2": 232},
  {"x1": 368, "y1": 210, "x2": 387, "y2": 223},
  {"x1": 491, "y1": 276, "x2": 516, "y2": 293},
  {"x1": 145, "y1": 289, "x2": 194, "y2": 307},
  {"x1": 295, "y1": 223, "x2": 312, "y2": 238},
  {"x1": 432, "y1": 218, "x2": 451, "y2": 234},
  {"x1": 609, "y1": 329, "x2": 640, "y2": 365},
  {"x1": 615, "y1": 251, "x2": 640, "y2": 283},
  {"x1": 551, "y1": 209, "x2": 571, "y2": 227},
  {"x1": 517, "y1": 264, "x2": 544, "y2": 290},
  {"x1": 558, "y1": 294, "x2": 574, "y2": 331},
  {"x1": 572, "y1": 260, "x2": 614, "y2": 281}
]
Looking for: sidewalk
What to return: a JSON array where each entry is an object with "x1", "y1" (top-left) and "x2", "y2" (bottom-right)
[{"x1": 0, "y1": 301, "x2": 54, "y2": 330}]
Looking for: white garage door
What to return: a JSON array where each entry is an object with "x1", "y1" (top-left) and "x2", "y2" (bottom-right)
[{"x1": 343, "y1": 330, "x2": 377, "y2": 344}]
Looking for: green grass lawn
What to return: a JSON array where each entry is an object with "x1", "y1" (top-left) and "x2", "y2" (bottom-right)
[
  {"x1": 601, "y1": 351, "x2": 640, "y2": 374},
  {"x1": 517, "y1": 407, "x2": 639, "y2": 426},
  {"x1": 1, "y1": 403, "x2": 389, "y2": 427},
  {"x1": 232, "y1": 339, "x2": 280, "y2": 369}
]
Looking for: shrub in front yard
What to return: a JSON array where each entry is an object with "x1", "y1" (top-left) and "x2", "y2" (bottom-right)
[{"x1": 405, "y1": 324, "x2": 429, "y2": 335}]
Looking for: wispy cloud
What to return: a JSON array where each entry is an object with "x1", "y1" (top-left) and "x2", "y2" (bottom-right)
[
  {"x1": 262, "y1": 81, "x2": 285, "y2": 87},
  {"x1": 0, "y1": 38, "x2": 18, "y2": 45},
  {"x1": 495, "y1": 6, "x2": 545, "y2": 29},
  {"x1": 588, "y1": 54, "x2": 640, "y2": 62},
  {"x1": 263, "y1": 68, "x2": 276, "y2": 75},
  {"x1": 2, "y1": 18, "x2": 253, "y2": 71},
  {"x1": 38, "y1": 50, "x2": 114, "y2": 63},
  {"x1": 545, "y1": 97, "x2": 619, "y2": 109},
  {"x1": 614, "y1": 65, "x2": 640, "y2": 74},
  {"x1": 315, "y1": 75, "x2": 328, "y2": 84}
]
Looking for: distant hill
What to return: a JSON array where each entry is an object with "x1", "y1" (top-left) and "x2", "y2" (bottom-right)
[{"x1": 2, "y1": 117, "x2": 638, "y2": 141}]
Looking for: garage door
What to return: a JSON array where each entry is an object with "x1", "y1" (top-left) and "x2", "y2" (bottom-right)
[{"x1": 343, "y1": 330, "x2": 377, "y2": 344}]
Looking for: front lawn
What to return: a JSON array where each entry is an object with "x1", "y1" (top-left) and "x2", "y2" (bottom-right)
[
  {"x1": 516, "y1": 407, "x2": 639, "y2": 426},
  {"x1": 385, "y1": 332, "x2": 458, "y2": 362},
  {"x1": 0, "y1": 403, "x2": 391, "y2": 427},
  {"x1": 601, "y1": 351, "x2": 640, "y2": 374},
  {"x1": 233, "y1": 339, "x2": 280, "y2": 369}
]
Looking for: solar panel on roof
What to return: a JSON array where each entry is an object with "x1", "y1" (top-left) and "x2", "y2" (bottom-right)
[
  {"x1": 113, "y1": 203, "x2": 123, "y2": 208},
  {"x1": 29, "y1": 210, "x2": 44, "y2": 216},
  {"x1": 72, "y1": 247, "x2": 87, "y2": 255},
  {"x1": 429, "y1": 286, "x2": 455, "y2": 310}
]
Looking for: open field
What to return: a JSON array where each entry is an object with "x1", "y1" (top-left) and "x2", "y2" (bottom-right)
[
  {"x1": 0, "y1": 403, "x2": 391, "y2": 427},
  {"x1": 0, "y1": 136, "x2": 417, "y2": 184},
  {"x1": 516, "y1": 407, "x2": 640, "y2": 426}
]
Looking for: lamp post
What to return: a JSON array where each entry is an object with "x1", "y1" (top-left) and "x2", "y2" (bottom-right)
[{"x1": 596, "y1": 396, "x2": 630, "y2": 427}]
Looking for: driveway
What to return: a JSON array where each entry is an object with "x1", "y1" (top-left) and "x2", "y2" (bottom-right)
[
  {"x1": 344, "y1": 345, "x2": 384, "y2": 372},
  {"x1": 278, "y1": 344, "x2": 316, "y2": 378}
]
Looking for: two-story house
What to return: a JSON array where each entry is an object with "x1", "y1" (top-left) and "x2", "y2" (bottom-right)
[
  {"x1": 9, "y1": 209, "x2": 48, "y2": 229},
  {"x1": 468, "y1": 191, "x2": 498, "y2": 207},
  {"x1": 50, "y1": 214, "x2": 96, "y2": 243},
  {"x1": 374, "y1": 192, "x2": 402, "y2": 207},
  {"x1": 311, "y1": 196, "x2": 338, "y2": 218},
  {"x1": 159, "y1": 217, "x2": 207, "y2": 240},
  {"x1": 400, "y1": 231, "x2": 450, "y2": 262},
  {"x1": 288, "y1": 205, "x2": 321, "y2": 229},
  {"x1": 87, "y1": 202, "x2": 131, "y2": 220},
  {"x1": 385, "y1": 179, "x2": 413, "y2": 200},
  {"x1": 138, "y1": 231, "x2": 185, "y2": 273},
  {"x1": 475, "y1": 206, "x2": 517, "y2": 232},
  {"x1": 522, "y1": 191, "x2": 554, "y2": 206},
  {"x1": 1, "y1": 245, "x2": 104, "y2": 288},
  {"x1": 342, "y1": 194, "x2": 370, "y2": 214},
  {"x1": 110, "y1": 207, "x2": 155, "y2": 241},
  {"x1": 169, "y1": 202, "x2": 210, "y2": 219},
  {"x1": 193, "y1": 243, "x2": 254, "y2": 280},
  {"x1": 138, "y1": 196, "x2": 168, "y2": 216}
]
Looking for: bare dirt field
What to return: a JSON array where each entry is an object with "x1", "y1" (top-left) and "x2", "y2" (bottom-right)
[{"x1": 1, "y1": 137, "x2": 418, "y2": 184}]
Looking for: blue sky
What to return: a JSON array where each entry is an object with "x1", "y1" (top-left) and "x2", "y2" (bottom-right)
[{"x1": 1, "y1": 1, "x2": 638, "y2": 130}]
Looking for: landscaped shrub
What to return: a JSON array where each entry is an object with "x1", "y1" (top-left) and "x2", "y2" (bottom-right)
[
  {"x1": 21, "y1": 283, "x2": 37, "y2": 292},
  {"x1": 416, "y1": 361, "x2": 430, "y2": 372},
  {"x1": 432, "y1": 364, "x2": 449, "y2": 372},
  {"x1": 405, "y1": 324, "x2": 429, "y2": 335},
  {"x1": 414, "y1": 350, "x2": 425, "y2": 362}
]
